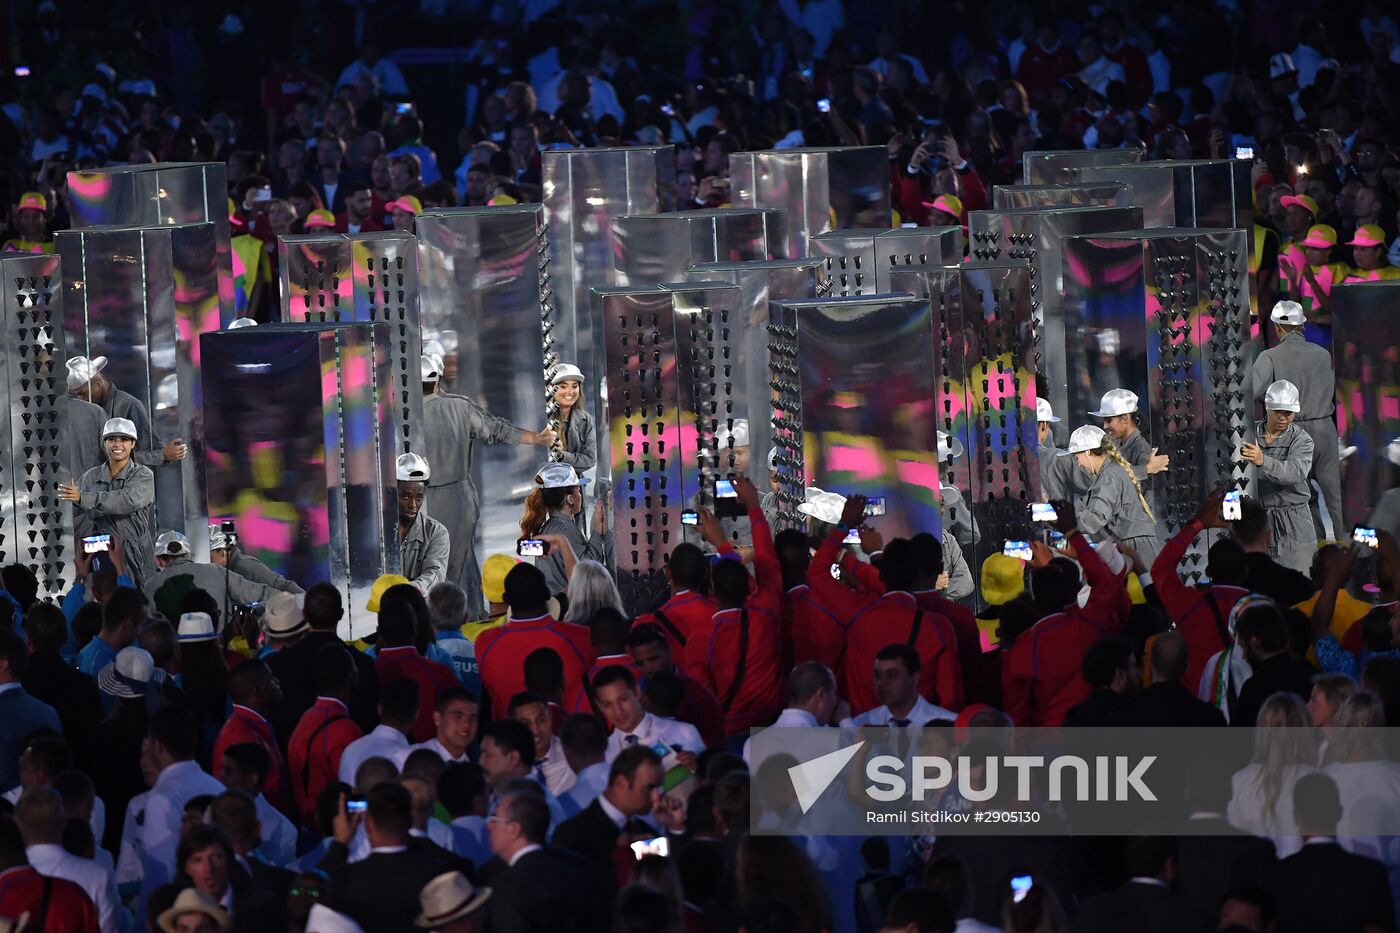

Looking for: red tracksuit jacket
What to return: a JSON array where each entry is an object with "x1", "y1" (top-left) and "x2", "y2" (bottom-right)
[
  {"x1": 683, "y1": 509, "x2": 785, "y2": 734},
  {"x1": 1150, "y1": 519, "x2": 1250, "y2": 693},
  {"x1": 376, "y1": 646, "x2": 461, "y2": 742},
  {"x1": 477, "y1": 614, "x2": 595, "y2": 719},
  {"x1": 633, "y1": 590, "x2": 718, "y2": 657},
  {"x1": 808, "y1": 530, "x2": 965, "y2": 714},
  {"x1": 212, "y1": 704, "x2": 289, "y2": 815},
  {"x1": 915, "y1": 589, "x2": 995, "y2": 704},
  {"x1": 1002, "y1": 532, "x2": 1129, "y2": 725},
  {"x1": 784, "y1": 582, "x2": 851, "y2": 674},
  {"x1": 288, "y1": 697, "x2": 363, "y2": 825}
]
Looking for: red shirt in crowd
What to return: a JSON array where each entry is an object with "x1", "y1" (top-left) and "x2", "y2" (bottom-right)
[
  {"x1": 1015, "y1": 40, "x2": 1082, "y2": 102},
  {"x1": 807, "y1": 533, "x2": 964, "y2": 715},
  {"x1": 212, "y1": 704, "x2": 289, "y2": 815},
  {"x1": 634, "y1": 590, "x2": 718, "y2": 658},
  {"x1": 915, "y1": 589, "x2": 993, "y2": 703},
  {"x1": 1150, "y1": 519, "x2": 1251, "y2": 692},
  {"x1": 0, "y1": 866, "x2": 98, "y2": 931},
  {"x1": 476, "y1": 614, "x2": 595, "y2": 719},
  {"x1": 671, "y1": 669, "x2": 727, "y2": 750},
  {"x1": 333, "y1": 211, "x2": 383, "y2": 234},
  {"x1": 375, "y1": 646, "x2": 460, "y2": 742},
  {"x1": 1102, "y1": 40, "x2": 1153, "y2": 109},
  {"x1": 1002, "y1": 532, "x2": 1129, "y2": 726},
  {"x1": 784, "y1": 582, "x2": 850, "y2": 675},
  {"x1": 684, "y1": 510, "x2": 786, "y2": 734},
  {"x1": 287, "y1": 697, "x2": 364, "y2": 825}
]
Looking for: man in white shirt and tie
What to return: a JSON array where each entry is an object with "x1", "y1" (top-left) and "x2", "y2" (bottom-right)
[
  {"x1": 743, "y1": 661, "x2": 839, "y2": 765},
  {"x1": 840, "y1": 644, "x2": 956, "y2": 728},
  {"x1": 139, "y1": 708, "x2": 226, "y2": 904},
  {"x1": 340, "y1": 678, "x2": 419, "y2": 783},
  {"x1": 396, "y1": 688, "x2": 478, "y2": 767},
  {"x1": 595, "y1": 667, "x2": 702, "y2": 764},
  {"x1": 479, "y1": 720, "x2": 568, "y2": 827},
  {"x1": 559, "y1": 713, "x2": 610, "y2": 816},
  {"x1": 510, "y1": 691, "x2": 576, "y2": 797},
  {"x1": 16, "y1": 786, "x2": 121, "y2": 933}
]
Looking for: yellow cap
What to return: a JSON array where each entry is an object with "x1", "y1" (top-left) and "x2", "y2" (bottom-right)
[
  {"x1": 366, "y1": 573, "x2": 412, "y2": 612},
  {"x1": 482, "y1": 554, "x2": 518, "y2": 604},
  {"x1": 980, "y1": 553, "x2": 1025, "y2": 607}
]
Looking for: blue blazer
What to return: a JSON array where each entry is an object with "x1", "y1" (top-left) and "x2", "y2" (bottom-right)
[{"x1": 0, "y1": 687, "x2": 60, "y2": 791}]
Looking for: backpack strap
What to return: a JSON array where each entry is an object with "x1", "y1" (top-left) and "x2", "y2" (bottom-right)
[
  {"x1": 718, "y1": 609, "x2": 751, "y2": 711},
  {"x1": 300, "y1": 713, "x2": 348, "y2": 790},
  {"x1": 652, "y1": 607, "x2": 687, "y2": 648}
]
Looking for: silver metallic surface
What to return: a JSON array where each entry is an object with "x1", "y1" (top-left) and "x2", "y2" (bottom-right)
[
  {"x1": 0, "y1": 254, "x2": 73, "y2": 598},
  {"x1": 277, "y1": 232, "x2": 424, "y2": 462},
  {"x1": 66, "y1": 162, "x2": 234, "y2": 320},
  {"x1": 612, "y1": 209, "x2": 781, "y2": 288},
  {"x1": 687, "y1": 257, "x2": 827, "y2": 482},
  {"x1": 1334, "y1": 282, "x2": 1400, "y2": 529},
  {"x1": 596, "y1": 287, "x2": 684, "y2": 614},
  {"x1": 967, "y1": 205, "x2": 1144, "y2": 425},
  {"x1": 415, "y1": 205, "x2": 553, "y2": 568},
  {"x1": 991, "y1": 182, "x2": 1132, "y2": 209},
  {"x1": 728, "y1": 147, "x2": 891, "y2": 258},
  {"x1": 201, "y1": 322, "x2": 398, "y2": 638},
  {"x1": 777, "y1": 293, "x2": 942, "y2": 542},
  {"x1": 56, "y1": 222, "x2": 226, "y2": 556},
  {"x1": 767, "y1": 298, "x2": 804, "y2": 530},
  {"x1": 668, "y1": 284, "x2": 745, "y2": 518},
  {"x1": 1062, "y1": 229, "x2": 1256, "y2": 579},
  {"x1": 811, "y1": 227, "x2": 964, "y2": 297},
  {"x1": 1072, "y1": 160, "x2": 1253, "y2": 230},
  {"x1": 544, "y1": 146, "x2": 676, "y2": 468},
  {"x1": 1021, "y1": 147, "x2": 1145, "y2": 185}
]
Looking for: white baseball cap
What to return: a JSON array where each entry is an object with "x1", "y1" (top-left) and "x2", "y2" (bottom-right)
[
  {"x1": 1270, "y1": 300, "x2": 1306, "y2": 326},
  {"x1": 937, "y1": 430, "x2": 964, "y2": 461},
  {"x1": 796, "y1": 487, "x2": 847, "y2": 526},
  {"x1": 154, "y1": 531, "x2": 190, "y2": 558},
  {"x1": 536, "y1": 462, "x2": 584, "y2": 489},
  {"x1": 228, "y1": 317, "x2": 258, "y2": 330},
  {"x1": 1036, "y1": 398, "x2": 1060, "y2": 423},
  {"x1": 101, "y1": 417, "x2": 138, "y2": 440},
  {"x1": 177, "y1": 612, "x2": 218, "y2": 643},
  {"x1": 1088, "y1": 388, "x2": 1139, "y2": 418},
  {"x1": 396, "y1": 452, "x2": 431, "y2": 482},
  {"x1": 66, "y1": 355, "x2": 108, "y2": 391},
  {"x1": 548, "y1": 363, "x2": 585, "y2": 385},
  {"x1": 420, "y1": 354, "x2": 443, "y2": 382},
  {"x1": 1059, "y1": 424, "x2": 1108, "y2": 456},
  {"x1": 1264, "y1": 380, "x2": 1301, "y2": 412},
  {"x1": 715, "y1": 418, "x2": 751, "y2": 449}
]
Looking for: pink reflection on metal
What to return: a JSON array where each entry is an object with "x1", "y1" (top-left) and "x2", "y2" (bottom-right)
[
  {"x1": 895, "y1": 458, "x2": 939, "y2": 489},
  {"x1": 825, "y1": 443, "x2": 884, "y2": 477}
]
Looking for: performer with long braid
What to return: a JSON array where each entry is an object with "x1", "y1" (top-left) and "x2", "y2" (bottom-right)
[{"x1": 1060, "y1": 424, "x2": 1163, "y2": 566}]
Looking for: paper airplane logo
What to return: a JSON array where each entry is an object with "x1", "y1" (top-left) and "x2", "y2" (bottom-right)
[{"x1": 788, "y1": 741, "x2": 864, "y2": 814}]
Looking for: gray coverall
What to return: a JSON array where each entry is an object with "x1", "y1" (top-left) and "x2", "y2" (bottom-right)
[
  {"x1": 422, "y1": 391, "x2": 523, "y2": 608},
  {"x1": 1116, "y1": 428, "x2": 1159, "y2": 515},
  {"x1": 142, "y1": 557, "x2": 274, "y2": 623},
  {"x1": 939, "y1": 484, "x2": 980, "y2": 547},
  {"x1": 67, "y1": 396, "x2": 108, "y2": 542},
  {"x1": 1254, "y1": 420, "x2": 1317, "y2": 574},
  {"x1": 225, "y1": 547, "x2": 304, "y2": 595},
  {"x1": 943, "y1": 528, "x2": 975, "y2": 601},
  {"x1": 1252, "y1": 331, "x2": 1340, "y2": 536},
  {"x1": 1038, "y1": 438, "x2": 1092, "y2": 505},
  {"x1": 1077, "y1": 460, "x2": 1164, "y2": 567},
  {"x1": 536, "y1": 512, "x2": 613, "y2": 597},
  {"x1": 401, "y1": 510, "x2": 451, "y2": 593},
  {"x1": 555, "y1": 408, "x2": 597, "y2": 536},
  {"x1": 75, "y1": 459, "x2": 155, "y2": 589}
]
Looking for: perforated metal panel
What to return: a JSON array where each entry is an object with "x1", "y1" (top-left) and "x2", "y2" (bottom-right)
[
  {"x1": 728, "y1": 147, "x2": 892, "y2": 258},
  {"x1": 767, "y1": 300, "x2": 804, "y2": 530},
  {"x1": 278, "y1": 232, "x2": 424, "y2": 458},
  {"x1": 1062, "y1": 229, "x2": 1255, "y2": 581},
  {"x1": 811, "y1": 227, "x2": 964, "y2": 298},
  {"x1": 202, "y1": 322, "x2": 398, "y2": 638},
  {"x1": 967, "y1": 205, "x2": 1143, "y2": 427},
  {"x1": 669, "y1": 285, "x2": 745, "y2": 522},
  {"x1": 0, "y1": 255, "x2": 72, "y2": 598},
  {"x1": 612, "y1": 209, "x2": 781, "y2": 288},
  {"x1": 596, "y1": 288, "x2": 684, "y2": 613}
]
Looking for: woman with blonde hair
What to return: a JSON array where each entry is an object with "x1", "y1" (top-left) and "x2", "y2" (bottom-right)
[
  {"x1": 1323, "y1": 690, "x2": 1400, "y2": 890},
  {"x1": 1060, "y1": 424, "x2": 1163, "y2": 565},
  {"x1": 519, "y1": 462, "x2": 611, "y2": 597},
  {"x1": 1227, "y1": 692, "x2": 1318, "y2": 856}
]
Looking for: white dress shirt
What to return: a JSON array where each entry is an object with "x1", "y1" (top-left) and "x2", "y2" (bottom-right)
[
  {"x1": 116, "y1": 791, "x2": 148, "y2": 885},
  {"x1": 254, "y1": 792, "x2": 297, "y2": 867},
  {"x1": 450, "y1": 815, "x2": 490, "y2": 866},
  {"x1": 561, "y1": 761, "x2": 609, "y2": 816},
  {"x1": 605, "y1": 713, "x2": 703, "y2": 762},
  {"x1": 743, "y1": 708, "x2": 818, "y2": 765},
  {"x1": 533, "y1": 736, "x2": 576, "y2": 797},
  {"x1": 27, "y1": 842, "x2": 120, "y2": 933},
  {"x1": 339, "y1": 724, "x2": 411, "y2": 785},
  {"x1": 396, "y1": 735, "x2": 469, "y2": 767},
  {"x1": 508, "y1": 843, "x2": 543, "y2": 866},
  {"x1": 348, "y1": 818, "x2": 455, "y2": 862},
  {"x1": 839, "y1": 696, "x2": 955, "y2": 728},
  {"x1": 140, "y1": 760, "x2": 226, "y2": 899}
]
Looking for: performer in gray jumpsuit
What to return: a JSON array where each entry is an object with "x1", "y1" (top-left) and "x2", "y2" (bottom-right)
[
  {"x1": 1244, "y1": 380, "x2": 1317, "y2": 574},
  {"x1": 548, "y1": 364, "x2": 596, "y2": 529},
  {"x1": 1061, "y1": 424, "x2": 1163, "y2": 566},
  {"x1": 1089, "y1": 388, "x2": 1169, "y2": 513},
  {"x1": 142, "y1": 531, "x2": 274, "y2": 621},
  {"x1": 395, "y1": 452, "x2": 451, "y2": 593},
  {"x1": 420, "y1": 355, "x2": 555, "y2": 610},
  {"x1": 208, "y1": 526, "x2": 303, "y2": 595},
  {"x1": 1251, "y1": 300, "x2": 1341, "y2": 537},
  {"x1": 66, "y1": 395, "x2": 108, "y2": 540},
  {"x1": 67, "y1": 355, "x2": 186, "y2": 470},
  {"x1": 525, "y1": 462, "x2": 613, "y2": 597},
  {"x1": 58, "y1": 418, "x2": 157, "y2": 588},
  {"x1": 937, "y1": 430, "x2": 980, "y2": 547}
]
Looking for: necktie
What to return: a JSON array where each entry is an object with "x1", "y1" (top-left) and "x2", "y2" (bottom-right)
[
  {"x1": 625, "y1": 734, "x2": 639, "y2": 746},
  {"x1": 890, "y1": 719, "x2": 911, "y2": 728},
  {"x1": 534, "y1": 759, "x2": 547, "y2": 783}
]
